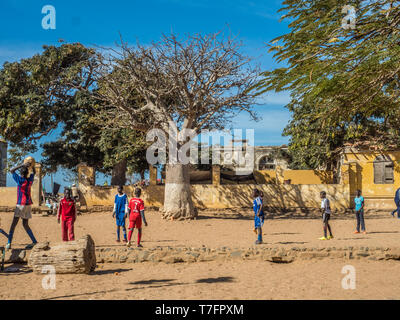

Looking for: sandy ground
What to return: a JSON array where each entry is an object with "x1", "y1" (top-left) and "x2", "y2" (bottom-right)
[
  {"x1": 1, "y1": 260, "x2": 399, "y2": 300},
  {"x1": 0, "y1": 210, "x2": 399, "y2": 249},
  {"x1": 0, "y1": 210, "x2": 399, "y2": 300}
]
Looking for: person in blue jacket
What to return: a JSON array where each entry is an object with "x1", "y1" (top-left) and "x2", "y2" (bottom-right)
[{"x1": 390, "y1": 187, "x2": 400, "y2": 218}]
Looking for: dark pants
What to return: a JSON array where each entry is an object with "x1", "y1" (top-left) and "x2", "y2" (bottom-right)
[
  {"x1": 0, "y1": 228, "x2": 8, "y2": 238},
  {"x1": 7, "y1": 217, "x2": 36, "y2": 244},
  {"x1": 355, "y1": 209, "x2": 366, "y2": 232},
  {"x1": 391, "y1": 206, "x2": 400, "y2": 218}
]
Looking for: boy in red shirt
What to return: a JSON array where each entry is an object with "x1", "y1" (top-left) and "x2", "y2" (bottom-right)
[
  {"x1": 57, "y1": 188, "x2": 77, "y2": 241},
  {"x1": 127, "y1": 188, "x2": 148, "y2": 248}
]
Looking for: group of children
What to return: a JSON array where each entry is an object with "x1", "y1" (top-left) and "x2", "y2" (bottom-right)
[
  {"x1": 112, "y1": 185, "x2": 148, "y2": 247},
  {"x1": 2, "y1": 161, "x2": 400, "y2": 249},
  {"x1": 0, "y1": 160, "x2": 149, "y2": 249},
  {"x1": 251, "y1": 188, "x2": 377, "y2": 244},
  {"x1": 319, "y1": 189, "x2": 374, "y2": 241},
  {"x1": 318, "y1": 189, "x2": 374, "y2": 241},
  {"x1": 56, "y1": 185, "x2": 148, "y2": 247}
]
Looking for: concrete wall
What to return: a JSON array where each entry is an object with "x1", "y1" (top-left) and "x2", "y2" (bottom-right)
[
  {"x1": 80, "y1": 185, "x2": 164, "y2": 208},
  {"x1": 3, "y1": 151, "x2": 391, "y2": 212},
  {"x1": 253, "y1": 170, "x2": 277, "y2": 184},
  {"x1": 283, "y1": 170, "x2": 333, "y2": 184},
  {"x1": 75, "y1": 163, "x2": 350, "y2": 211},
  {"x1": 80, "y1": 183, "x2": 349, "y2": 211},
  {"x1": 253, "y1": 169, "x2": 333, "y2": 185}
]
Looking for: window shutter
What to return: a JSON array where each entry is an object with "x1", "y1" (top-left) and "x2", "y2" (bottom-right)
[
  {"x1": 374, "y1": 155, "x2": 394, "y2": 184},
  {"x1": 385, "y1": 163, "x2": 394, "y2": 184},
  {"x1": 374, "y1": 162, "x2": 384, "y2": 184}
]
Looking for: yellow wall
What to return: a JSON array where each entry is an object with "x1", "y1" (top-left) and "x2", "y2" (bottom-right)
[
  {"x1": 254, "y1": 169, "x2": 333, "y2": 184},
  {"x1": 0, "y1": 187, "x2": 17, "y2": 207},
  {"x1": 253, "y1": 170, "x2": 276, "y2": 184},
  {"x1": 283, "y1": 170, "x2": 333, "y2": 184},
  {"x1": 80, "y1": 183, "x2": 349, "y2": 211},
  {"x1": 343, "y1": 150, "x2": 400, "y2": 209},
  {"x1": 5, "y1": 152, "x2": 395, "y2": 211},
  {"x1": 80, "y1": 185, "x2": 165, "y2": 208}
]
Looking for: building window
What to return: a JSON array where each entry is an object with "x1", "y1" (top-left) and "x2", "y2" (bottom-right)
[
  {"x1": 373, "y1": 155, "x2": 394, "y2": 184},
  {"x1": 258, "y1": 155, "x2": 275, "y2": 170}
]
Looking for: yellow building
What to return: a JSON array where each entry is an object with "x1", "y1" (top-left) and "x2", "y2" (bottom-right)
[
  {"x1": 342, "y1": 148, "x2": 400, "y2": 210},
  {"x1": 1, "y1": 148, "x2": 397, "y2": 212}
]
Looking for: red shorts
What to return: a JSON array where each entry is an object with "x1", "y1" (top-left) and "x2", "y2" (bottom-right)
[{"x1": 129, "y1": 214, "x2": 142, "y2": 229}]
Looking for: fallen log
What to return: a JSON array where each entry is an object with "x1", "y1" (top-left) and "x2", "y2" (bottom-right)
[{"x1": 28, "y1": 234, "x2": 96, "y2": 274}]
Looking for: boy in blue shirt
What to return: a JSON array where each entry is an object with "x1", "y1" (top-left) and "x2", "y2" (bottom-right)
[
  {"x1": 252, "y1": 189, "x2": 264, "y2": 244},
  {"x1": 112, "y1": 185, "x2": 128, "y2": 243},
  {"x1": 354, "y1": 189, "x2": 366, "y2": 234}
]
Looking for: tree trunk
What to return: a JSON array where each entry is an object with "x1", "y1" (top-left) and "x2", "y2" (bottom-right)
[
  {"x1": 162, "y1": 163, "x2": 197, "y2": 220},
  {"x1": 111, "y1": 159, "x2": 127, "y2": 186},
  {"x1": 28, "y1": 235, "x2": 96, "y2": 274}
]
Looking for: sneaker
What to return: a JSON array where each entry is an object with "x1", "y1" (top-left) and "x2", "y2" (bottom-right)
[
  {"x1": 327, "y1": 235, "x2": 334, "y2": 240},
  {"x1": 255, "y1": 240, "x2": 263, "y2": 245},
  {"x1": 137, "y1": 244, "x2": 143, "y2": 248},
  {"x1": 318, "y1": 237, "x2": 328, "y2": 240},
  {"x1": 116, "y1": 239, "x2": 121, "y2": 243},
  {"x1": 5, "y1": 243, "x2": 11, "y2": 250},
  {"x1": 391, "y1": 211, "x2": 395, "y2": 217},
  {"x1": 353, "y1": 231, "x2": 360, "y2": 234},
  {"x1": 123, "y1": 239, "x2": 127, "y2": 243},
  {"x1": 126, "y1": 241, "x2": 131, "y2": 248}
]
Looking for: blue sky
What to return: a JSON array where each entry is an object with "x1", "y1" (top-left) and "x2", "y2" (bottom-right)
[{"x1": 1, "y1": 0, "x2": 291, "y2": 190}]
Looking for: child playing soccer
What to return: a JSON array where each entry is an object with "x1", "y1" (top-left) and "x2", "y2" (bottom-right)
[
  {"x1": 354, "y1": 189, "x2": 366, "y2": 234},
  {"x1": 319, "y1": 191, "x2": 334, "y2": 240},
  {"x1": 57, "y1": 188, "x2": 76, "y2": 242},
  {"x1": 6, "y1": 161, "x2": 37, "y2": 250},
  {"x1": 127, "y1": 188, "x2": 148, "y2": 248},
  {"x1": 112, "y1": 185, "x2": 128, "y2": 243},
  {"x1": 253, "y1": 189, "x2": 264, "y2": 244}
]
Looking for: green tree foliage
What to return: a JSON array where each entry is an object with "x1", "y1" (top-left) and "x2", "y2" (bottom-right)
[
  {"x1": 0, "y1": 43, "x2": 97, "y2": 163},
  {"x1": 0, "y1": 43, "x2": 148, "y2": 180},
  {"x1": 257, "y1": 0, "x2": 400, "y2": 169}
]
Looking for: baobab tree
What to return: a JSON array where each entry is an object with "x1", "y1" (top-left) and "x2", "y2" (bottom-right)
[{"x1": 97, "y1": 31, "x2": 260, "y2": 220}]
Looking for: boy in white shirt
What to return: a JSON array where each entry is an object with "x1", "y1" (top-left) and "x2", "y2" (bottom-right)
[{"x1": 319, "y1": 191, "x2": 334, "y2": 240}]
